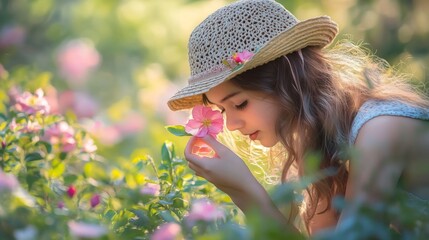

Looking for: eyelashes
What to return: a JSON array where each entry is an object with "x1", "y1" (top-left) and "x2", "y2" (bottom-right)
[
  {"x1": 235, "y1": 100, "x2": 248, "y2": 110},
  {"x1": 219, "y1": 100, "x2": 248, "y2": 114}
]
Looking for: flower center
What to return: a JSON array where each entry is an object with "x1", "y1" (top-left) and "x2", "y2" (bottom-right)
[{"x1": 202, "y1": 119, "x2": 211, "y2": 127}]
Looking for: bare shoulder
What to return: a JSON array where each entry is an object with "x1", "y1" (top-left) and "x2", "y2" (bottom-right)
[{"x1": 355, "y1": 115, "x2": 429, "y2": 152}]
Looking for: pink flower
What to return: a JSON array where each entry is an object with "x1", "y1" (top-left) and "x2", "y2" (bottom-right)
[
  {"x1": 81, "y1": 136, "x2": 97, "y2": 153},
  {"x1": 0, "y1": 25, "x2": 26, "y2": 49},
  {"x1": 231, "y1": 50, "x2": 254, "y2": 64},
  {"x1": 9, "y1": 118, "x2": 18, "y2": 131},
  {"x1": 42, "y1": 122, "x2": 76, "y2": 152},
  {"x1": 68, "y1": 221, "x2": 107, "y2": 238},
  {"x1": 114, "y1": 111, "x2": 145, "y2": 136},
  {"x1": 140, "y1": 183, "x2": 160, "y2": 196},
  {"x1": 151, "y1": 222, "x2": 181, "y2": 240},
  {"x1": 57, "y1": 201, "x2": 65, "y2": 209},
  {"x1": 90, "y1": 194, "x2": 101, "y2": 208},
  {"x1": 57, "y1": 39, "x2": 101, "y2": 86},
  {"x1": 186, "y1": 199, "x2": 224, "y2": 225},
  {"x1": 13, "y1": 88, "x2": 50, "y2": 115},
  {"x1": 83, "y1": 120, "x2": 122, "y2": 146},
  {"x1": 185, "y1": 105, "x2": 223, "y2": 138},
  {"x1": 58, "y1": 90, "x2": 99, "y2": 119},
  {"x1": 21, "y1": 120, "x2": 42, "y2": 133},
  {"x1": 67, "y1": 185, "x2": 76, "y2": 198},
  {"x1": 0, "y1": 170, "x2": 19, "y2": 192}
]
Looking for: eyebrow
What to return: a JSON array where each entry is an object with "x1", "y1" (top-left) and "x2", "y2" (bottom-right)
[
  {"x1": 220, "y1": 91, "x2": 241, "y2": 103},
  {"x1": 205, "y1": 91, "x2": 241, "y2": 105}
]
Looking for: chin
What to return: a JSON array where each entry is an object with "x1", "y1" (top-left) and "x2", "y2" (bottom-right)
[{"x1": 259, "y1": 139, "x2": 278, "y2": 148}]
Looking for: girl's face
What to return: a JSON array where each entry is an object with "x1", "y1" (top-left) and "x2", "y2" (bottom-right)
[{"x1": 205, "y1": 81, "x2": 282, "y2": 147}]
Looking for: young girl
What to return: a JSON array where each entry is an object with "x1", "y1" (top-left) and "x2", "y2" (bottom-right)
[{"x1": 167, "y1": 0, "x2": 429, "y2": 235}]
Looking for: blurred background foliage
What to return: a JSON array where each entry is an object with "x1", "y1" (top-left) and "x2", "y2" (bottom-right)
[{"x1": 1, "y1": 0, "x2": 428, "y2": 165}]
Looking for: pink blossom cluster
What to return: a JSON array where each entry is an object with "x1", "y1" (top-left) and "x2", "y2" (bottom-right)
[
  {"x1": 151, "y1": 222, "x2": 182, "y2": 240},
  {"x1": 186, "y1": 199, "x2": 224, "y2": 225},
  {"x1": 0, "y1": 24, "x2": 26, "y2": 49},
  {"x1": 13, "y1": 88, "x2": 50, "y2": 115},
  {"x1": 0, "y1": 170, "x2": 19, "y2": 192},
  {"x1": 57, "y1": 90, "x2": 99, "y2": 119},
  {"x1": 42, "y1": 122, "x2": 76, "y2": 153},
  {"x1": 56, "y1": 39, "x2": 100, "y2": 86},
  {"x1": 68, "y1": 221, "x2": 107, "y2": 238},
  {"x1": 9, "y1": 118, "x2": 42, "y2": 134},
  {"x1": 140, "y1": 183, "x2": 160, "y2": 196},
  {"x1": 83, "y1": 113, "x2": 145, "y2": 146}
]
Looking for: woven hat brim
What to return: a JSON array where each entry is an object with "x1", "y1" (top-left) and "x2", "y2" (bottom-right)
[{"x1": 168, "y1": 16, "x2": 338, "y2": 111}]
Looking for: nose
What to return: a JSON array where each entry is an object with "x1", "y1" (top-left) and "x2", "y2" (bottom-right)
[{"x1": 225, "y1": 112, "x2": 244, "y2": 131}]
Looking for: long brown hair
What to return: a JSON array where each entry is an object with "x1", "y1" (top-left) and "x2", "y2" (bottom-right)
[{"x1": 227, "y1": 41, "x2": 429, "y2": 229}]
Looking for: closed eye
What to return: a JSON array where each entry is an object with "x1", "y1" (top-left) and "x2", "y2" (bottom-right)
[{"x1": 235, "y1": 100, "x2": 248, "y2": 110}]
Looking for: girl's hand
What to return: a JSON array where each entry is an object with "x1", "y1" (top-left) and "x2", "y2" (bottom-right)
[
  {"x1": 184, "y1": 135, "x2": 261, "y2": 198},
  {"x1": 184, "y1": 135, "x2": 295, "y2": 230}
]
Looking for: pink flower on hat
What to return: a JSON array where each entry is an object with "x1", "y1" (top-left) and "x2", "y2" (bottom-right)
[
  {"x1": 231, "y1": 50, "x2": 254, "y2": 64},
  {"x1": 185, "y1": 105, "x2": 223, "y2": 138},
  {"x1": 151, "y1": 222, "x2": 181, "y2": 240}
]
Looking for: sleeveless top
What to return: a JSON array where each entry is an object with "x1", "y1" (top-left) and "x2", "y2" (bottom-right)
[
  {"x1": 348, "y1": 99, "x2": 429, "y2": 228},
  {"x1": 349, "y1": 99, "x2": 429, "y2": 145}
]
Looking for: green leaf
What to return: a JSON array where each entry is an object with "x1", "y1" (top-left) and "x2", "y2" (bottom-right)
[
  {"x1": 25, "y1": 152, "x2": 44, "y2": 162},
  {"x1": 159, "y1": 210, "x2": 178, "y2": 222},
  {"x1": 165, "y1": 125, "x2": 192, "y2": 137},
  {"x1": 36, "y1": 141, "x2": 52, "y2": 154},
  {"x1": 161, "y1": 142, "x2": 172, "y2": 164}
]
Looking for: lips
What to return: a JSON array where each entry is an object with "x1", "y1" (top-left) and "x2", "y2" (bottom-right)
[{"x1": 249, "y1": 131, "x2": 259, "y2": 141}]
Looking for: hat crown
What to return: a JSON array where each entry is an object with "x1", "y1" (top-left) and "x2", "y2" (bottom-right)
[{"x1": 188, "y1": 0, "x2": 298, "y2": 76}]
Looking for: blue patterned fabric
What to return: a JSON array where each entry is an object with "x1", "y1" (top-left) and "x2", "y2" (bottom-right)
[{"x1": 349, "y1": 100, "x2": 429, "y2": 145}]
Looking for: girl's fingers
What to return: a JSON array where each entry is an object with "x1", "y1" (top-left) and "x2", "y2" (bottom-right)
[
  {"x1": 188, "y1": 162, "x2": 203, "y2": 177},
  {"x1": 201, "y1": 135, "x2": 227, "y2": 156},
  {"x1": 184, "y1": 136, "x2": 210, "y2": 167}
]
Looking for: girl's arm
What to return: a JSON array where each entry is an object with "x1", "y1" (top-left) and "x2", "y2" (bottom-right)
[{"x1": 338, "y1": 116, "x2": 412, "y2": 226}]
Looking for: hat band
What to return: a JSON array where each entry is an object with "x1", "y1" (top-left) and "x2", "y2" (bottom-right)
[{"x1": 188, "y1": 64, "x2": 232, "y2": 84}]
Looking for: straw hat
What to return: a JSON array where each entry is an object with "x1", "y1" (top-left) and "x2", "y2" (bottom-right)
[{"x1": 168, "y1": 0, "x2": 338, "y2": 111}]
